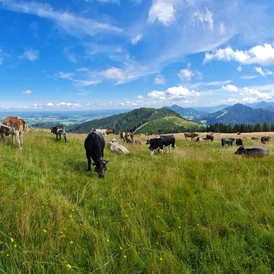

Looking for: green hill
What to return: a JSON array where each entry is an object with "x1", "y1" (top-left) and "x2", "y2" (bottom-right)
[
  {"x1": 135, "y1": 116, "x2": 205, "y2": 134},
  {"x1": 67, "y1": 107, "x2": 204, "y2": 134}
]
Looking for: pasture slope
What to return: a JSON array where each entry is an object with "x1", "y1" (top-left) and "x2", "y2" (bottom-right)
[{"x1": 1, "y1": 129, "x2": 274, "y2": 273}]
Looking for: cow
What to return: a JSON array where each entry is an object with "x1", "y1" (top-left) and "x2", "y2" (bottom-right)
[
  {"x1": 221, "y1": 138, "x2": 235, "y2": 146},
  {"x1": 261, "y1": 136, "x2": 270, "y2": 144},
  {"x1": 234, "y1": 146, "x2": 269, "y2": 158},
  {"x1": 106, "y1": 129, "x2": 113, "y2": 135},
  {"x1": 84, "y1": 131, "x2": 109, "y2": 178},
  {"x1": 236, "y1": 138, "x2": 243, "y2": 146},
  {"x1": 146, "y1": 135, "x2": 175, "y2": 155},
  {"x1": 108, "y1": 138, "x2": 129, "y2": 154},
  {"x1": 50, "y1": 125, "x2": 66, "y2": 142},
  {"x1": 92, "y1": 128, "x2": 107, "y2": 136},
  {"x1": 184, "y1": 132, "x2": 198, "y2": 140},
  {"x1": 1, "y1": 116, "x2": 26, "y2": 150},
  {"x1": 196, "y1": 136, "x2": 203, "y2": 142},
  {"x1": 205, "y1": 134, "x2": 214, "y2": 142},
  {"x1": 119, "y1": 131, "x2": 134, "y2": 143}
]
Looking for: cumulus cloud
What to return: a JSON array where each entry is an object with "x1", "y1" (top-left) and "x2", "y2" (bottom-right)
[
  {"x1": 148, "y1": 90, "x2": 165, "y2": 100},
  {"x1": 101, "y1": 67, "x2": 126, "y2": 82},
  {"x1": 166, "y1": 86, "x2": 200, "y2": 100},
  {"x1": 20, "y1": 50, "x2": 39, "y2": 61},
  {"x1": 221, "y1": 84, "x2": 238, "y2": 92},
  {"x1": 153, "y1": 74, "x2": 165, "y2": 85},
  {"x1": 21, "y1": 89, "x2": 32, "y2": 95},
  {"x1": 178, "y1": 68, "x2": 194, "y2": 81},
  {"x1": 56, "y1": 72, "x2": 74, "y2": 80},
  {"x1": 204, "y1": 44, "x2": 274, "y2": 65},
  {"x1": 148, "y1": 0, "x2": 176, "y2": 26},
  {"x1": 240, "y1": 87, "x2": 274, "y2": 101}
]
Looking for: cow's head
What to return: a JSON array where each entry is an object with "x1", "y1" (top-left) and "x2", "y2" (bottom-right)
[
  {"x1": 234, "y1": 146, "x2": 245, "y2": 155},
  {"x1": 93, "y1": 159, "x2": 109, "y2": 178}
]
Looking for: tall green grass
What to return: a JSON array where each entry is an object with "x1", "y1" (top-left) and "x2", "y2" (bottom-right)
[{"x1": 0, "y1": 130, "x2": 273, "y2": 273}]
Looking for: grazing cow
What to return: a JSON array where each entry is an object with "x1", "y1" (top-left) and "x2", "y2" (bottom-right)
[
  {"x1": 106, "y1": 129, "x2": 113, "y2": 135},
  {"x1": 119, "y1": 131, "x2": 134, "y2": 143},
  {"x1": 1, "y1": 116, "x2": 26, "y2": 150},
  {"x1": 84, "y1": 131, "x2": 109, "y2": 178},
  {"x1": 234, "y1": 146, "x2": 269, "y2": 158},
  {"x1": 261, "y1": 136, "x2": 270, "y2": 144},
  {"x1": 205, "y1": 134, "x2": 214, "y2": 142},
  {"x1": 146, "y1": 135, "x2": 175, "y2": 155},
  {"x1": 221, "y1": 138, "x2": 235, "y2": 146},
  {"x1": 184, "y1": 132, "x2": 198, "y2": 140},
  {"x1": 50, "y1": 125, "x2": 66, "y2": 142},
  {"x1": 236, "y1": 138, "x2": 243, "y2": 146},
  {"x1": 108, "y1": 138, "x2": 129, "y2": 154},
  {"x1": 92, "y1": 128, "x2": 107, "y2": 136}
]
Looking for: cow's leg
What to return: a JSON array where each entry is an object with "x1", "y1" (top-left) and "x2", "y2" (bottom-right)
[
  {"x1": 15, "y1": 131, "x2": 22, "y2": 150},
  {"x1": 86, "y1": 154, "x2": 91, "y2": 171},
  {"x1": 19, "y1": 131, "x2": 23, "y2": 150}
]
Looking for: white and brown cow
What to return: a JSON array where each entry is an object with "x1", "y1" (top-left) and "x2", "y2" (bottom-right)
[
  {"x1": 119, "y1": 131, "x2": 134, "y2": 143},
  {"x1": 1, "y1": 116, "x2": 26, "y2": 150}
]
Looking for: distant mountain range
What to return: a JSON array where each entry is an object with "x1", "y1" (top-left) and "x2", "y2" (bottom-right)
[{"x1": 165, "y1": 102, "x2": 274, "y2": 125}]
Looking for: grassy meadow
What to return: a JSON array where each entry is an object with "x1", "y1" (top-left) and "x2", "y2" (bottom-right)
[{"x1": 1, "y1": 129, "x2": 274, "y2": 273}]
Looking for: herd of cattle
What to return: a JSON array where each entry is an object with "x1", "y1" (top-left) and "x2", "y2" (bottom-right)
[{"x1": 0, "y1": 116, "x2": 271, "y2": 178}]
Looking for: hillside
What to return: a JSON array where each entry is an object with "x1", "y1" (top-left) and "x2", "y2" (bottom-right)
[
  {"x1": 198, "y1": 103, "x2": 274, "y2": 125},
  {"x1": 67, "y1": 107, "x2": 203, "y2": 134},
  {"x1": 135, "y1": 116, "x2": 205, "y2": 134}
]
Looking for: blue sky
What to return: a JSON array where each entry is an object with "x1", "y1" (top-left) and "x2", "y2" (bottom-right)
[{"x1": 1, "y1": 0, "x2": 274, "y2": 111}]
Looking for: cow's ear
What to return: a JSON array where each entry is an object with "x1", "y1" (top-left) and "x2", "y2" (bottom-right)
[{"x1": 103, "y1": 159, "x2": 109, "y2": 164}]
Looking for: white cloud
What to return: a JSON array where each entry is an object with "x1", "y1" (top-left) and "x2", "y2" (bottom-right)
[
  {"x1": 153, "y1": 74, "x2": 165, "y2": 85},
  {"x1": 240, "y1": 87, "x2": 274, "y2": 101},
  {"x1": 204, "y1": 44, "x2": 274, "y2": 65},
  {"x1": 20, "y1": 50, "x2": 39, "y2": 61},
  {"x1": 237, "y1": 66, "x2": 242, "y2": 72},
  {"x1": 100, "y1": 67, "x2": 126, "y2": 82},
  {"x1": 192, "y1": 8, "x2": 214, "y2": 31},
  {"x1": 178, "y1": 68, "x2": 194, "y2": 81},
  {"x1": 131, "y1": 34, "x2": 142, "y2": 45},
  {"x1": 56, "y1": 72, "x2": 74, "y2": 80},
  {"x1": 148, "y1": 0, "x2": 176, "y2": 26},
  {"x1": 137, "y1": 95, "x2": 144, "y2": 100},
  {"x1": 221, "y1": 84, "x2": 238, "y2": 92},
  {"x1": 21, "y1": 89, "x2": 32, "y2": 95},
  {"x1": 1, "y1": 1, "x2": 122, "y2": 37},
  {"x1": 166, "y1": 86, "x2": 200, "y2": 100},
  {"x1": 148, "y1": 90, "x2": 165, "y2": 100},
  {"x1": 255, "y1": 67, "x2": 273, "y2": 76}
]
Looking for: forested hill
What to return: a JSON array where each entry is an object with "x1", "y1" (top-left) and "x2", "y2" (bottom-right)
[{"x1": 67, "y1": 107, "x2": 200, "y2": 134}]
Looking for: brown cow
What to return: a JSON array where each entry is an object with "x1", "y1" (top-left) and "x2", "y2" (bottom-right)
[
  {"x1": 1, "y1": 116, "x2": 26, "y2": 150},
  {"x1": 106, "y1": 129, "x2": 113, "y2": 135},
  {"x1": 119, "y1": 131, "x2": 134, "y2": 143},
  {"x1": 184, "y1": 132, "x2": 198, "y2": 140}
]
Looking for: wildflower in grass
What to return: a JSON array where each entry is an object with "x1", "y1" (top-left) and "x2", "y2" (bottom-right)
[
  {"x1": 43, "y1": 229, "x2": 47, "y2": 233},
  {"x1": 66, "y1": 264, "x2": 72, "y2": 269},
  {"x1": 107, "y1": 239, "x2": 110, "y2": 243},
  {"x1": 160, "y1": 257, "x2": 163, "y2": 261},
  {"x1": 69, "y1": 214, "x2": 72, "y2": 218},
  {"x1": 14, "y1": 244, "x2": 17, "y2": 248},
  {"x1": 10, "y1": 238, "x2": 14, "y2": 243},
  {"x1": 124, "y1": 255, "x2": 127, "y2": 259},
  {"x1": 120, "y1": 247, "x2": 123, "y2": 250},
  {"x1": 6, "y1": 254, "x2": 9, "y2": 257}
]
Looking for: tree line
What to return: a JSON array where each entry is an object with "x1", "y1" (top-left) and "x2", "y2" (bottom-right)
[{"x1": 206, "y1": 122, "x2": 274, "y2": 133}]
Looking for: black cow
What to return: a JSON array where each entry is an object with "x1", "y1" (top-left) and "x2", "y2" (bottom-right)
[
  {"x1": 146, "y1": 135, "x2": 175, "y2": 155},
  {"x1": 236, "y1": 138, "x2": 243, "y2": 146},
  {"x1": 234, "y1": 146, "x2": 269, "y2": 158},
  {"x1": 261, "y1": 136, "x2": 270, "y2": 144},
  {"x1": 205, "y1": 134, "x2": 214, "y2": 142},
  {"x1": 221, "y1": 138, "x2": 235, "y2": 146},
  {"x1": 50, "y1": 125, "x2": 66, "y2": 142},
  {"x1": 84, "y1": 131, "x2": 109, "y2": 178}
]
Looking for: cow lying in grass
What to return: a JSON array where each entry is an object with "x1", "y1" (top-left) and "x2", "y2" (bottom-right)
[
  {"x1": 108, "y1": 138, "x2": 129, "y2": 154},
  {"x1": 234, "y1": 146, "x2": 269, "y2": 158}
]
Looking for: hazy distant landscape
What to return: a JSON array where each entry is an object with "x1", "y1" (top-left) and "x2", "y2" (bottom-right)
[{"x1": 0, "y1": 109, "x2": 128, "y2": 128}]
